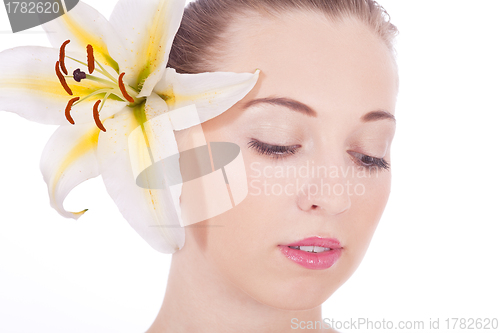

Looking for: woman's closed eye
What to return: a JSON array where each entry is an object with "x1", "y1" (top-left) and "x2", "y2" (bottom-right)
[
  {"x1": 247, "y1": 139, "x2": 390, "y2": 171},
  {"x1": 348, "y1": 151, "x2": 390, "y2": 171},
  {"x1": 247, "y1": 139, "x2": 300, "y2": 160}
]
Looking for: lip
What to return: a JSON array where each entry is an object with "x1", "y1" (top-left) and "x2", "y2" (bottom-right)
[{"x1": 279, "y1": 236, "x2": 343, "y2": 270}]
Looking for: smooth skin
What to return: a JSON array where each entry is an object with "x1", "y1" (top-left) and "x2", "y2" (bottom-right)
[{"x1": 147, "y1": 10, "x2": 398, "y2": 333}]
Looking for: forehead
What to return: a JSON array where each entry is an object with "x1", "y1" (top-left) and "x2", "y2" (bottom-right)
[{"x1": 218, "y1": 10, "x2": 398, "y2": 120}]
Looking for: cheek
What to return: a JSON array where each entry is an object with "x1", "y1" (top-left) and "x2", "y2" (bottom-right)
[
  {"x1": 202, "y1": 153, "x2": 291, "y2": 261},
  {"x1": 347, "y1": 170, "x2": 391, "y2": 257},
  {"x1": 196, "y1": 186, "x2": 281, "y2": 301},
  {"x1": 189, "y1": 155, "x2": 306, "y2": 303}
]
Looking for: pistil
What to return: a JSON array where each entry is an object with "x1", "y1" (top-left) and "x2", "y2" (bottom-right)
[{"x1": 73, "y1": 69, "x2": 87, "y2": 82}]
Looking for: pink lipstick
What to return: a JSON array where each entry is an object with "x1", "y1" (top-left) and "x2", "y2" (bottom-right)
[{"x1": 279, "y1": 236, "x2": 343, "y2": 270}]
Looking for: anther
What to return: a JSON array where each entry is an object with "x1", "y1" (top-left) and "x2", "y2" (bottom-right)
[
  {"x1": 73, "y1": 68, "x2": 87, "y2": 82},
  {"x1": 55, "y1": 61, "x2": 73, "y2": 95},
  {"x1": 87, "y1": 45, "x2": 95, "y2": 74},
  {"x1": 59, "y1": 40, "x2": 70, "y2": 75},
  {"x1": 118, "y1": 73, "x2": 135, "y2": 103},
  {"x1": 65, "y1": 97, "x2": 80, "y2": 125},
  {"x1": 93, "y1": 100, "x2": 106, "y2": 132}
]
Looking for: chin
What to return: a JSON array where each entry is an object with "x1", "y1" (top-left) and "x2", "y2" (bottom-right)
[
  {"x1": 238, "y1": 265, "x2": 352, "y2": 311},
  {"x1": 251, "y1": 281, "x2": 336, "y2": 311}
]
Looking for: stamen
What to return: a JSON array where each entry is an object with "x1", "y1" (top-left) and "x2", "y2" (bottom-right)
[
  {"x1": 65, "y1": 97, "x2": 80, "y2": 125},
  {"x1": 87, "y1": 45, "x2": 95, "y2": 74},
  {"x1": 71, "y1": 88, "x2": 111, "y2": 106},
  {"x1": 73, "y1": 68, "x2": 87, "y2": 82},
  {"x1": 59, "y1": 40, "x2": 70, "y2": 75},
  {"x1": 118, "y1": 73, "x2": 135, "y2": 103},
  {"x1": 93, "y1": 100, "x2": 106, "y2": 132},
  {"x1": 55, "y1": 61, "x2": 73, "y2": 95},
  {"x1": 99, "y1": 92, "x2": 112, "y2": 113}
]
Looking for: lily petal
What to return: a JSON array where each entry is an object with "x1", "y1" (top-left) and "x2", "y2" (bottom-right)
[
  {"x1": 154, "y1": 68, "x2": 261, "y2": 130},
  {"x1": 97, "y1": 101, "x2": 184, "y2": 253},
  {"x1": 109, "y1": 0, "x2": 185, "y2": 96},
  {"x1": 0, "y1": 46, "x2": 126, "y2": 125},
  {"x1": 42, "y1": 0, "x2": 125, "y2": 72},
  {"x1": 40, "y1": 122, "x2": 101, "y2": 219}
]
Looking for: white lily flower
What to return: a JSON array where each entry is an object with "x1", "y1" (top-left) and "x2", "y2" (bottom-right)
[{"x1": 0, "y1": 0, "x2": 260, "y2": 253}]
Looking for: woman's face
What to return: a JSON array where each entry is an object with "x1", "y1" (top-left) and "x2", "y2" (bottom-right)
[{"x1": 178, "y1": 11, "x2": 398, "y2": 310}]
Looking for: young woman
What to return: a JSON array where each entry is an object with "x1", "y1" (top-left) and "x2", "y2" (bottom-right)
[
  {"x1": 150, "y1": 0, "x2": 398, "y2": 332},
  {"x1": 0, "y1": 0, "x2": 398, "y2": 331}
]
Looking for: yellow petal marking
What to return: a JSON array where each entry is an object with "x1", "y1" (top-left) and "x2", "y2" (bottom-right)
[
  {"x1": 136, "y1": 1, "x2": 170, "y2": 87},
  {"x1": 61, "y1": 13, "x2": 119, "y2": 72},
  {"x1": 127, "y1": 105, "x2": 179, "y2": 243},
  {"x1": 158, "y1": 88, "x2": 222, "y2": 109},
  {"x1": 130, "y1": 106, "x2": 162, "y2": 215},
  {"x1": 51, "y1": 126, "x2": 100, "y2": 216},
  {"x1": 1, "y1": 76, "x2": 109, "y2": 102}
]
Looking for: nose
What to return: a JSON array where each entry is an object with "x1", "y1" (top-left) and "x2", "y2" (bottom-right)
[{"x1": 295, "y1": 161, "x2": 351, "y2": 216}]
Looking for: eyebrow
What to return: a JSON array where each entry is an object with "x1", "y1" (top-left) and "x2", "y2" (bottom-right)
[
  {"x1": 361, "y1": 110, "x2": 396, "y2": 123},
  {"x1": 243, "y1": 97, "x2": 317, "y2": 117},
  {"x1": 243, "y1": 97, "x2": 396, "y2": 123}
]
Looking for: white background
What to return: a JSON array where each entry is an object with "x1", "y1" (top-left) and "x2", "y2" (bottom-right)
[{"x1": 0, "y1": 0, "x2": 499, "y2": 332}]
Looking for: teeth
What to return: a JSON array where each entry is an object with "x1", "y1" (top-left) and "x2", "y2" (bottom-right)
[
  {"x1": 312, "y1": 246, "x2": 330, "y2": 253},
  {"x1": 299, "y1": 246, "x2": 314, "y2": 252},
  {"x1": 289, "y1": 246, "x2": 331, "y2": 253}
]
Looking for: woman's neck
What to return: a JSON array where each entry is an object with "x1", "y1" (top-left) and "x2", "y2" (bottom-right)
[{"x1": 146, "y1": 240, "x2": 329, "y2": 333}]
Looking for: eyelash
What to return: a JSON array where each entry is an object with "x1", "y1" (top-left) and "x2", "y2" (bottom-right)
[
  {"x1": 347, "y1": 151, "x2": 390, "y2": 171},
  {"x1": 247, "y1": 139, "x2": 300, "y2": 160},
  {"x1": 247, "y1": 139, "x2": 390, "y2": 170}
]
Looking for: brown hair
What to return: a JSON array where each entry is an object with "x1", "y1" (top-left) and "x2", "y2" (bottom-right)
[{"x1": 167, "y1": 0, "x2": 398, "y2": 74}]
